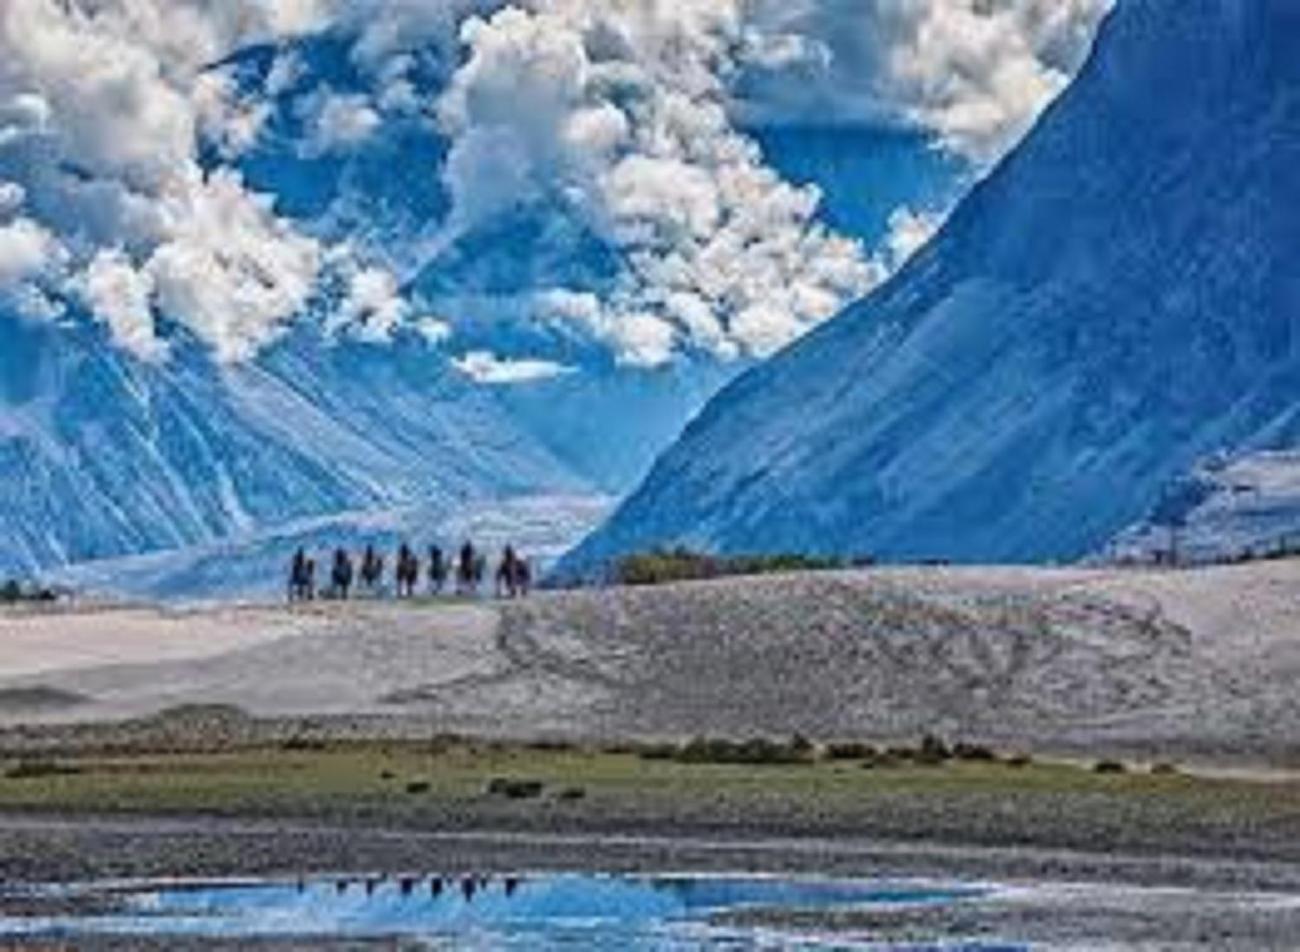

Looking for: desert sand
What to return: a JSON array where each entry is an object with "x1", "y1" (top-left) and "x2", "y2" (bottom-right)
[{"x1": 0, "y1": 560, "x2": 1297, "y2": 764}]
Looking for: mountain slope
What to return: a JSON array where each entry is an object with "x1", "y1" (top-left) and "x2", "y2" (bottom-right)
[
  {"x1": 561, "y1": 0, "x2": 1299, "y2": 575},
  {"x1": 0, "y1": 314, "x2": 587, "y2": 578},
  {"x1": 1110, "y1": 450, "x2": 1300, "y2": 565}
]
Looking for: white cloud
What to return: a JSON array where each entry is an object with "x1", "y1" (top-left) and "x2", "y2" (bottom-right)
[
  {"x1": 435, "y1": 2, "x2": 883, "y2": 366},
  {"x1": 0, "y1": 0, "x2": 416, "y2": 363},
  {"x1": 884, "y1": 205, "x2": 945, "y2": 269},
  {"x1": 0, "y1": 181, "x2": 24, "y2": 214},
  {"x1": 0, "y1": 217, "x2": 54, "y2": 285},
  {"x1": 0, "y1": 214, "x2": 66, "y2": 320},
  {"x1": 300, "y1": 89, "x2": 383, "y2": 156},
  {"x1": 741, "y1": 0, "x2": 1114, "y2": 164},
  {"x1": 80, "y1": 249, "x2": 165, "y2": 361},
  {"x1": 193, "y1": 70, "x2": 273, "y2": 159},
  {"x1": 331, "y1": 263, "x2": 409, "y2": 343},
  {"x1": 0, "y1": 0, "x2": 1111, "y2": 371},
  {"x1": 454, "y1": 349, "x2": 575, "y2": 384},
  {"x1": 413, "y1": 315, "x2": 453, "y2": 344},
  {"x1": 147, "y1": 169, "x2": 323, "y2": 362}
]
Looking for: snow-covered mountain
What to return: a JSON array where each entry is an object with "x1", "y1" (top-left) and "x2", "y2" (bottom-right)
[
  {"x1": 0, "y1": 2, "x2": 1116, "y2": 590},
  {"x1": 561, "y1": 0, "x2": 1298, "y2": 575},
  {"x1": 0, "y1": 311, "x2": 588, "y2": 578}
]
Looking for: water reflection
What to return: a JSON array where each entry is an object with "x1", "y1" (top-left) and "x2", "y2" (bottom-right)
[{"x1": 0, "y1": 873, "x2": 1000, "y2": 949}]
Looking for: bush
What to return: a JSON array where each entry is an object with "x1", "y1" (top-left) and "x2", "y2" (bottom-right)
[
  {"x1": 1093, "y1": 760, "x2": 1128, "y2": 775},
  {"x1": 5, "y1": 760, "x2": 80, "y2": 780},
  {"x1": 405, "y1": 780, "x2": 431, "y2": 794},
  {"x1": 675, "y1": 736, "x2": 815, "y2": 766},
  {"x1": 1004, "y1": 753, "x2": 1033, "y2": 768},
  {"x1": 635, "y1": 743, "x2": 679, "y2": 761},
  {"x1": 952, "y1": 742, "x2": 998, "y2": 762},
  {"x1": 917, "y1": 734, "x2": 952, "y2": 765},
  {"x1": 486, "y1": 778, "x2": 545, "y2": 799},
  {"x1": 825, "y1": 742, "x2": 879, "y2": 761},
  {"x1": 614, "y1": 548, "x2": 846, "y2": 586}
]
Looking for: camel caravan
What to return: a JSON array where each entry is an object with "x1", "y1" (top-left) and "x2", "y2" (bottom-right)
[{"x1": 287, "y1": 540, "x2": 532, "y2": 603}]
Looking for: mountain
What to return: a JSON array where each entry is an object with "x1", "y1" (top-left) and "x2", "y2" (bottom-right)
[
  {"x1": 1109, "y1": 450, "x2": 1300, "y2": 565},
  {"x1": 560, "y1": 0, "x2": 1298, "y2": 576},
  {"x1": 0, "y1": 313, "x2": 588, "y2": 579}
]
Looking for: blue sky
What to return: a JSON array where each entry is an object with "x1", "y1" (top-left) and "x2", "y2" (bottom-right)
[{"x1": 0, "y1": 0, "x2": 1112, "y2": 380}]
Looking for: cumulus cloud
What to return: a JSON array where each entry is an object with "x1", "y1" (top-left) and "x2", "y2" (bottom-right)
[
  {"x1": 330, "y1": 261, "x2": 410, "y2": 343},
  {"x1": 0, "y1": 0, "x2": 393, "y2": 362},
  {"x1": 299, "y1": 89, "x2": 383, "y2": 156},
  {"x1": 883, "y1": 205, "x2": 945, "y2": 269},
  {"x1": 0, "y1": 0, "x2": 1111, "y2": 370},
  {"x1": 453, "y1": 349, "x2": 575, "y2": 384},
  {"x1": 0, "y1": 212, "x2": 66, "y2": 320},
  {"x1": 148, "y1": 170, "x2": 324, "y2": 362},
  {"x1": 741, "y1": 0, "x2": 1114, "y2": 164},
  {"x1": 80, "y1": 249, "x2": 165, "y2": 361},
  {"x1": 435, "y1": 2, "x2": 883, "y2": 366},
  {"x1": 0, "y1": 217, "x2": 54, "y2": 286},
  {"x1": 0, "y1": 181, "x2": 24, "y2": 215},
  {"x1": 422, "y1": 0, "x2": 1109, "y2": 366}
]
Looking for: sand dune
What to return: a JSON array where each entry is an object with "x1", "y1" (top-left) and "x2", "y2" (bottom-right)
[{"x1": 1, "y1": 561, "x2": 1298, "y2": 763}]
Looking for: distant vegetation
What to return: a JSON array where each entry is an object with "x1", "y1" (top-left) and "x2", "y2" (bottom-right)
[
  {"x1": 635, "y1": 735, "x2": 1023, "y2": 770},
  {"x1": 613, "y1": 547, "x2": 859, "y2": 587},
  {"x1": 0, "y1": 580, "x2": 61, "y2": 605}
]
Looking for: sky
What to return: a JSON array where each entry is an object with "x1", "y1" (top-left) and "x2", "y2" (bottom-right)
[{"x1": 0, "y1": 0, "x2": 1113, "y2": 379}]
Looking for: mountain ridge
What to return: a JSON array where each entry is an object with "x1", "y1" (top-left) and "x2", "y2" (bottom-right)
[{"x1": 559, "y1": 0, "x2": 1299, "y2": 576}]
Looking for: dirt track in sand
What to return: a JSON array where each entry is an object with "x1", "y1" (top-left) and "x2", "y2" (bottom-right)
[{"x1": 1, "y1": 561, "x2": 1298, "y2": 762}]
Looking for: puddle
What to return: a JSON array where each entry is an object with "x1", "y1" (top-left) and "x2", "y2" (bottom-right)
[{"x1": 0, "y1": 873, "x2": 1008, "y2": 949}]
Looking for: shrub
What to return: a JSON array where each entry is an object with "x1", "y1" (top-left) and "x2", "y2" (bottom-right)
[
  {"x1": 918, "y1": 734, "x2": 952, "y2": 764},
  {"x1": 675, "y1": 736, "x2": 815, "y2": 766},
  {"x1": 1150, "y1": 762, "x2": 1180, "y2": 776},
  {"x1": 405, "y1": 780, "x2": 431, "y2": 794},
  {"x1": 825, "y1": 742, "x2": 879, "y2": 761},
  {"x1": 635, "y1": 743, "x2": 679, "y2": 761},
  {"x1": 1004, "y1": 753, "x2": 1033, "y2": 768},
  {"x1": 486, "y1": 778, "x2": 545, "y2": 799},
  {"x1": 525, "y1": 739, "x2": 580, "y2": 753},
  {"x1": 952, "y1": 742, "x2": 998, "y2": 762},
  {"x1": 1093, "y1": 760, "x2": 1128, "y2": 775},
  {"x1": 5, "y1": 760, "x2": 80, "y2": 780},
  {"x1": 614, "y1": 548, "x2": 846, "y2": 587}
]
